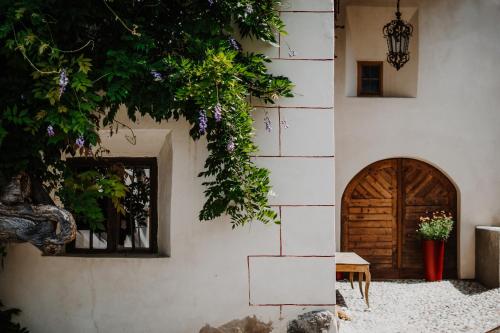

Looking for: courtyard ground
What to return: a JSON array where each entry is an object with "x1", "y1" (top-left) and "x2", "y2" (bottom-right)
[{"x1": 336, "y1": 280, "x2": 500, "y2": 333}]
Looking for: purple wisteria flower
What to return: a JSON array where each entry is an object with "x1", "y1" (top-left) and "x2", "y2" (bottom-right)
[
  {"x1": 208, "y1": 0, "x2": 214, "y2": 6},
  {"x1": 264, "y1": 114, "x2": 272, "y2": 133},
  {"x1": 151, "y1": 70, "x2": 163, "y2": 82},
  {"x1": 199, "y1": 110, "x2": 208, "y2": 135},
  {"x1": 59, "y1": 69, "x2": 69, "y2": 97},
  {"x1": 214, "y1": 103, "x2": 222, "y2": 122},
  {"x1": 280, "y1": 119, "x2": 289, "y2": 129},
  {"x1": 228, "y1": 37, "x2": 241, "y2": 51},
  {"x1": 47, "y1": 125, "x2": 55, "y2": 137},
  {"x1": 75, "y1": 135, "x2": 85, "y2": 148},
  {"x1": 227, "y1": 138, "x2": 235, "y2": 153}
]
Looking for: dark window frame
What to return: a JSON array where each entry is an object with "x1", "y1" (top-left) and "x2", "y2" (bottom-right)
[
  {"x1": 357, "y1": 61, "x2": 383, "y2": 97},
  {"x1": 65, "y1": 157, "x2": 158, "y2": 255}
]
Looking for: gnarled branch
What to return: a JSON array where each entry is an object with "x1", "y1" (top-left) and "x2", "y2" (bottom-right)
[{"x1": 0, "y1": 173, "x2": 76, "y2": 255}]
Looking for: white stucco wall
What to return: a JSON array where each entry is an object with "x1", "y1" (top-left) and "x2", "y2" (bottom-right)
[
  {"x1": 0, "y1": 1, "x2": 336, "y2": 332},
  {"x1": 335, "y1": 0, "x2": 500, "y2": 279}
]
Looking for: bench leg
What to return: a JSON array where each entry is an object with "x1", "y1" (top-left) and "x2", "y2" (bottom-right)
[
  {"x1": 358, "y1": 272, "x2": 364, "y2": 298},
  {"x1": 364, "y1": 269, "x2": 371, "y2": 308},
  {"x1": 349, "y1": 272, "x2": 354, "y2": 289}
]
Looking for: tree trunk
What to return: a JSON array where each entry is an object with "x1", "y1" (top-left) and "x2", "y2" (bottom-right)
[{"x1": 0, "y1": 173, "x2": 76, "y2": 255}]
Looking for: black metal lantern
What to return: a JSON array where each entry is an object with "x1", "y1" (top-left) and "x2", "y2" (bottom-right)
[{"x1": 383, "y1": 0, "x2": 413, "y2": 70}]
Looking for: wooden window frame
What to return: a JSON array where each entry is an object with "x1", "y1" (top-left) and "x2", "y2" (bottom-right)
[
  {"x1": 357, "y1": 61, "x2": 383, "y2": 97},
  {"x1": 65, "y1": 157, "x2": 158, "y2": 255}
]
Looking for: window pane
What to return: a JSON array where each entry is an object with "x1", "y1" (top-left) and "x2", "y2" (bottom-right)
[
  {"x1": 362, "y1": 65, "x2": 380, "y2": 79},
  {"x1": 119, "y1": 166, "x2": 151, "y2": 250},
  {"x1": 361, "y1": 79, "x2": 380, "y2": 94},
  {"x1": 92, "y1": 232, "x2": 108, "y2": 249},
  {"x1": 75, "y1": 230, "x2": 91, "y2": 249},
  {"x1": 75, "y1": 225, "x2": 108, "y2": 249}
]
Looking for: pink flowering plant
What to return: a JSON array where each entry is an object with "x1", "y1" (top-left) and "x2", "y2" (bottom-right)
[
  {"x1": 0, "y1": 0, "x2": 293, "y2": 229},
  {"x1": 416, "y1": 211, "x2": 454, "y2": 241}
]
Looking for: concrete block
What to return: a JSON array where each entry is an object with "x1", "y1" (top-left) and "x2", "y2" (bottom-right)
[
  {"x1": 249, "y1": 256, "x2": 336, "y2": 305},
  {"x1": 282, "y1": 206, "x2": 335, "y2": 255},
  {"x1": 256, "y1": 157, "x2": 335, "y2": 205},
  {"x1": 254, "y1": 60, "x2": 334, "y2": 108},
  {"x1": 280, "y1": 108, "x2": 334, "y2": 156},
  {"x1": 476, "y1": 226, "x2": 500, "y2": 288},
  {"x1": 252, "y1": 108, "x2": 280, "y2": 156},
  {"x1": 281, "y1": 12, "x2": 334, "y2": 60},
  {"x1": 281, "y1": 0, "x2": 334, "y2": 12}
]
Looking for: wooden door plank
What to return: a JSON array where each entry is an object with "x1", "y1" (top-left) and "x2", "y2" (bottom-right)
[
  {"x1": 348, "y1": 235, "x2": 393, "y2": 242},
  {"x1": 349, "y1": 207, "x2": 392, "y2": 214},
  {"x1": 400, "y1": 159, "x2": 458, "y2": 278},
  {"x1": 348, "y1": 214, "x2": 394, "y2": 221},
  {"x1": 397, "y1": 158, "x2": 403, "y2": 274},
  {"x1": 365, "y1": 174, "x2": 392, "y2": 198},
  {"x1": 350, "y1": 199, "x2": 393, "y2": 207}
]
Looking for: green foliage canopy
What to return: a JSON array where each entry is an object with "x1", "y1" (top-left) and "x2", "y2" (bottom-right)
[{"x1": 0, "y1": 0, "x2": 293, "y2": 228}]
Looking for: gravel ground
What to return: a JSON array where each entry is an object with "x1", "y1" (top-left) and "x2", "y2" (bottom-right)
[{"x1": 336, "y1": 280, "x2": 500, "y2": 333}]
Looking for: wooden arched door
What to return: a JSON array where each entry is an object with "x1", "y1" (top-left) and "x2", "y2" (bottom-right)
[{"x1": 341, "y1": 158, "x2": 457, "y2": 279}]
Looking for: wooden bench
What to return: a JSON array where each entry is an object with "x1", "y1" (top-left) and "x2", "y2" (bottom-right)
[{"x1": 336, "y1": 252, "x2": 371, "y2": 307}]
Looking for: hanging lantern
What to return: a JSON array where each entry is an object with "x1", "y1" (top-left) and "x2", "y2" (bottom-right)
[{"x1": 383, "y1": 0, "x2": 413, "y2": 70}]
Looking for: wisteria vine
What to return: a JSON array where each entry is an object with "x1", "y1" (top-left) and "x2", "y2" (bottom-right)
[{"x1": 0, "y1": 0, "x2": 293, "y2": 228}]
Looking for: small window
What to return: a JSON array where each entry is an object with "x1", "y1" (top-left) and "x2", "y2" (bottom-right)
[
  {"x1": 66, "y1": 158, "x2": 158, "y2": 255},
  {"x1": 357, "y1": 61, "x2": 383, "y2": 97}
]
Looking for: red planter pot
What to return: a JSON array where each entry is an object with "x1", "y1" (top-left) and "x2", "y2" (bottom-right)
[{"x1": 422, "y1": 239, "x2": 445, "y2": 281}]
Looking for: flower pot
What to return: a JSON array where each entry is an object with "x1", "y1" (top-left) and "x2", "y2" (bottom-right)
[{"x1": 422, "y1": 239, "x2": 445, "y2": 281}]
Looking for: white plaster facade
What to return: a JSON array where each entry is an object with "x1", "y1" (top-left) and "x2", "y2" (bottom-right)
[
  {"x1": 335, "y1": 0, "x2": 500, "y2": 279},
  {"x1": 2, "y1": 0, "x2": 498, "y2": 331},
  {"x1": 0, "y1": 1, "x2": 336, "y2": 332}
]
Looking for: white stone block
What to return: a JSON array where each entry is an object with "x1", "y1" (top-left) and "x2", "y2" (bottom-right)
[
  {"x1": 249, "y1": 256, "x2": 336, "y2": 305},
  {"x1": 252, "y1": 108, "x2": 280, "y2": 156},
  {"x1": 281, "y1": 13, "x2": 334, "y2": 59},
  {"x1": 238, "y1": 33, "x2": 280, "y2": 58},
  {"x1": 280, "y1": 108, "x2": 334, "y2": 156},
  {"x1": 282, "y1": 206, "x2": 335, "y2": 255},
  {"x1": 255, "y1": 60, "x2": 334, "y2": 108},
  {"x1": 281, "y1": 0, "x2": 334, "y2": 12},
  {"x1": 256, "y1": 157, "x2": 335, "y2": 205}
]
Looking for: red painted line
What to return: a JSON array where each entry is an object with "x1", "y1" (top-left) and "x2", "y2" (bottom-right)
[
  {"x1": 252, "y1": 106, "x2": 334, "y2": 110},
  {"x1": 253, "y1": 155, "x2": 335, "y2": 158},
  {"x1": 279, "y1": 10, "x2": 335, "y2": 13},
  {"x1": 247, "y1": 256, "x2": 251, "y2": 306},
  {"x1": 278, "y1": 106, "x2": 282, "y2": 156},
  {"x1": 271, "y1": 58, "x2": 334, "y2": 61},
  {"x1": 248, "y1": 255, "x2": 335, "y2": 258},
  {"x1": 251, "y1": 303, "x2": 336, "y2": 307},
  {"x1": 270, "y1": 204, "x2": 335, "y2": 207}
]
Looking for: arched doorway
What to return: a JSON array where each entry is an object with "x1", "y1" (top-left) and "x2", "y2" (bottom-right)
[{"x1": 341, "y1": 158, "x2": 457, "y2": 279}]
